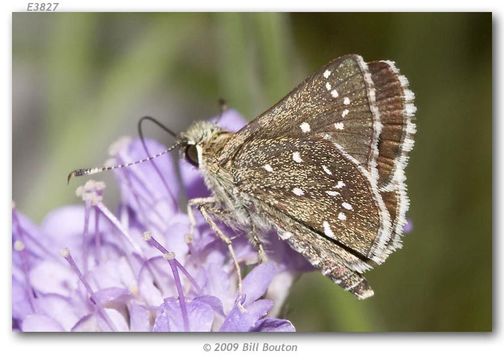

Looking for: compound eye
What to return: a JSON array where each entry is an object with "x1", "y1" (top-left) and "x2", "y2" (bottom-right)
[{"x1": 185, "y1": 145, "x2": 199, "y2": 167}]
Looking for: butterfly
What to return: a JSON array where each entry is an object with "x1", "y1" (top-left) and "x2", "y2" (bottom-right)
[{"x1": 69, "y1": 54, "x2": 416, "y2": 299}]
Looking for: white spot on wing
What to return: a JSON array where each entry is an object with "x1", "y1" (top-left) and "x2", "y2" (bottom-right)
[
  {"x1": 322, "y1": 165, "x2": 332, "y2": 175},
  {"x1": 263, "y1": 164, "x2": 273, "y2": 173},
  {"x1": 338, "y1": 212, "x2": 347, "y2": 221},
  {"x1": 335, "y1": 180, "x2": 346, "y2": 189},
  {"x1": 323, "y1": 221, "x2": 335, "y2": 239},
  {"x1": 342, "y1": 202, "x2": 353, "y2": 211},
  {"x1": 292, "y1": 187, "x2": 304, "y2": 196},
  {"x1": 341, "y1": 109, "x2": 349, "y2": 118},
  {"x1": 323, "y1": 69, "x2": 331, "y2": 78},
  {"x1": 334, "y1": 122, "x2": 344, "y2": 130},
  {"x1": 331, "y1": 89, "x2": 339, "y2": 98},
  {"x1": 343, "y1": 97, "x2": 351, "y2": 105},
  {"x1": 292, "y1": 151, "x2": 303, "y2": 163},
  {"x1": 325, "y1": 82, "x2": 332, "y2": 91},
  {"x1": 326, "y1": 191, "x2": 339, "y2": 197},
  {"x1": 299, "y1": 122, "x2": 311, "y2": 133}
]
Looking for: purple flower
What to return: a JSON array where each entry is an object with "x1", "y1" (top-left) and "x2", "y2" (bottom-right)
[
  {"x1": 12, "y1": 109, "x2": 308, "y2": 332},
  {"x1": 403, "y1": 218, "x2": 413, "y2": 233}
]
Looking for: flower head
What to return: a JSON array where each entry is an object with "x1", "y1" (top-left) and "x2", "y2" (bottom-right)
[{"x1": 12, "y1": 109, "x2": 309, "y2": 332}]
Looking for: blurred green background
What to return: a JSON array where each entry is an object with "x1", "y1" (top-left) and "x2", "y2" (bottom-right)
[{"x1": 12, "y1": 13, "x2": 492, "y2": 331}]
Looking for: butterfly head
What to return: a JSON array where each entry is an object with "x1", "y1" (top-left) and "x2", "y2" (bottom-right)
[{"x1": 179, "y1": 120, "x2": 223, "y2": 168}]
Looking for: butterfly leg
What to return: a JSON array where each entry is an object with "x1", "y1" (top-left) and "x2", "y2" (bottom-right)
[
  {"x1": 198, "y1": 204, "x2": 245, "y2": 309},
  {"x1": 185, "y1": 197, "x2": 216, "y2": 244},
  {"x1": 187, "y1": 198, "x2": 244, "y2": 301},
  {"x1": 247, "y1": 214, "x2": 268, "y2": 263}
]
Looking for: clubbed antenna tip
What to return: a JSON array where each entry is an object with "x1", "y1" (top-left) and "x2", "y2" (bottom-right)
[
  {"x1": 67, "y1": 169, "x2": 82, "y2": 184},
  {"x1": 67, "y1": 167, "x2": 101, "y2": 184}
]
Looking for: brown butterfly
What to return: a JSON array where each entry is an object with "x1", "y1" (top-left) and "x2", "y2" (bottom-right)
[{"x1": 69, "y1": 54, "x2": 416, "y2": 299}]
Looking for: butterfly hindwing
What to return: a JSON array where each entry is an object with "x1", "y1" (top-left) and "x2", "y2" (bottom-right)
[{"x1": 232, "y1": 136, "x2": 391, "y2": 272}]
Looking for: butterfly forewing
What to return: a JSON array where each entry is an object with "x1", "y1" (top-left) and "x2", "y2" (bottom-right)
[{"x1": 220, "y1": 54, "x2": 381, "y2": 174}]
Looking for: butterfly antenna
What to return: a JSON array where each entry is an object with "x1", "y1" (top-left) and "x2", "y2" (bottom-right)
[
  {"x1": 67, "y1": 143, "x2": 179, "y2": 184},
  {"x1": 211, "y1": 98, "x2": 228, "y2": 125},
  {"x1": 137, "y1": 115, "x2": 178, "y2": 144},
  {"x1": 68, "y1": 115, "x2": 180, "y2": 184}
]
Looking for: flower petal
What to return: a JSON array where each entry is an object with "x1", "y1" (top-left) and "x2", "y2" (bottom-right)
[
  {"x1": 153, "y1": 297, "x2": 218, "y2": 332},
  {"x1": 13, "y1": 209, "x2": 51, "y2": 262},
  {"x1": 216, "y1": 108, "x2": 248, "y2": 132},
  {"x1": 12, "y1": 278, "x2": 33, "y2": 321},
  {"x1": 246, "y1": 299, "x2": 274, "y2": 320},
  {"x1": 29, "y1": 261, "x2": 77, "y2": 297},
  {"x1": 21, "y1": 314, "x2": 65, "y2": 332},
  {"x1": 92, "y1": 287, "x2": 132, "y2": 308},
  {"x1": 128, "y1": 302, "x2": 152, "y2": 331},
  {"x1": 219, "y1": 298, "x2": 273, "y2": 332},
  {"x1": 72, "y1": 309, "x2": 130, "y2": 332},
  {"x1": 265, "y1": 270, "x2": 298, "y2": 317},
  {"x1": 195, "y1": 295, "x2": 225, "y2": 317},
  {"x1": 40, "y1": 205, "x2": 117, "y2": 267},
  {"x1": 179, "y1": 159, "x2": 210, "y2": 199},
  {"x1": 252, "y1": 318, "x2": 296, "y2": 332},
  {"x1": 90, "y1": 256, "x2": 137, "y2": 293},
  {"x1": 35, "y1": 294, "x2": 81, "y2": 331},
  {"x1": 187, "y1": 297, "x2": 217, "y2": 332},
  {"x1": 242, "y1": 262, "x2": 277, "y2": 305},
  {"x1": 99, "y1": 308, "x2": 130, "y2": 332},
  {"x1": 161, "y1": 213, "x2": 190, "y2": 259},
  {"x1": 71, "y1": 314, "x2": 99, "y2": 332},
  {"x1": 137, "y1": 262, "x2": 165, "y2": 307},
  {"x1": 195, "y1": 260, "x2": 234, "y2": 312}
]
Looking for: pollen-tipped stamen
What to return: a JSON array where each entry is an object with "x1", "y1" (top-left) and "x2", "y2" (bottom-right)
[
  {"x1": 143, "y1": 232, "x2": 201, "y2": 293},
  {"x1": 144, "y1": 232, "x2": 198, "y2": 332},
  {"x1": 61, "y1": 248, "x2": 117, "y2": 331}
]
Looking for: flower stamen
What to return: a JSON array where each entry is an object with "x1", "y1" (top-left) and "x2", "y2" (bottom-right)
[
  {"x1": 94, "y1": 207, "x2": 102, "y2": 264},
  {"x1": 144, "y1": 232, "x2": 190, "y2": 331},
  {"x1": 12, "y1": 212, "x2": 37, "y2": 313},
  {"x1": 61, "y1": 248, "x2": 117, "y2": 331},
  {"x1": 82, "y1": 203, "x2": 91, "y2": 273}
]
